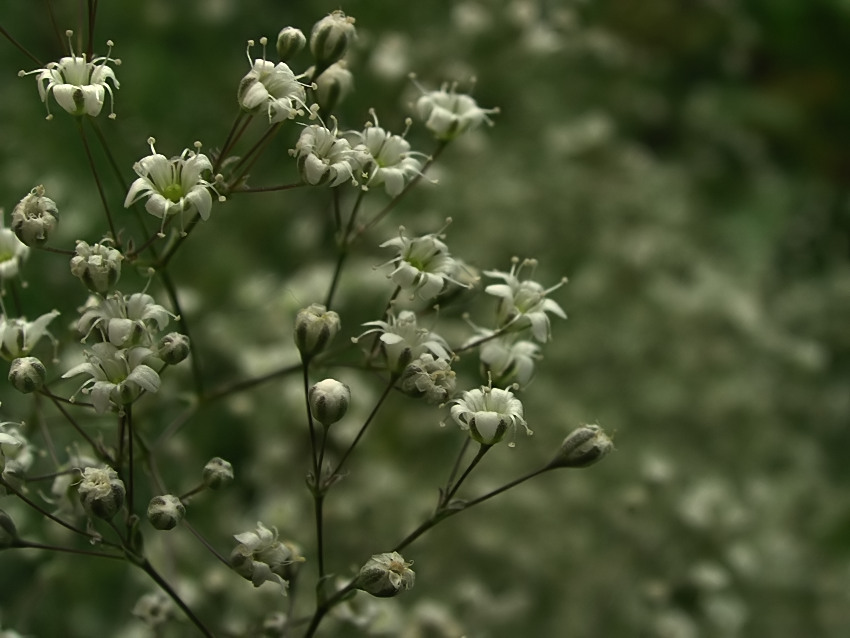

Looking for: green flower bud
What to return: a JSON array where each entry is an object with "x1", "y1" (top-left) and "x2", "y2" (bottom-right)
[
  {"x1": 203, "y1": 457, "x2": 234, "y2": 489},
  {"x1": 8, "y1": 356, "x2": 46, "y2": 393},
  {"x1": 276, "y1": 27, "x2": 306, "y2": 62},
  {"x1": 308, "y1": 378, "x2": 351, "y2": 426},
  {"x1": 310, "y1": 10, "x2": 356, "y2": 70},
  {"x1": 294, "y1": 303, "x2": 340, "y2": 359},
  {"x1": 548, "y1": 424, "x2": 613, "y2": 469},
  {"x1": 78, "y1": 466, "x2": 125, "y2": 520},
  {"x1": 157, "y1": 332, "x2": 190, "y2": 365},
  {"x1": 11, "y1": 185, "x2": 58, "y2": 246},
  {"x1": 146, "y1": 494, "x2": 185, "y2": 530},
  {"x1": 356, "y1": 551, "x2": 415, "y2": 598}
]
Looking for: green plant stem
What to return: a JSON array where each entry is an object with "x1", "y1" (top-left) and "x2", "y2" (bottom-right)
[
  {"x1": 325, "y1": 187, "x2": 366, "y2": 310},
  {"x1": 444, "y1": 443, "x2": 491, "y2": 503},
  {"x1": 181, "y1": 519, "x2": 232, "y2": 569},
  {"x1": 301, "y1": 358, "x2": 320, "y2": 479},
  {"x1": 314, "y1": 493, "x2": 326, "y2": 580},
  {"x1": 125, "y1": 405, "x2": 135, "y2": 514},
  {"x1": 13, "y1": 539, "x2": 123, "y2": 559},
  {"x1": 76, "y1": 118, "x2": 120, "y2": 248},
  {"x1": 41, "y1": 389, "x2": 115, "y2": 465},
  {"x1": 138, "y1": 557, "x2": 216, "y2": 638},
  {"x1": 213, "y1": 110, "x2": 249, "y2": 174},
  {"x1": 302, "y1": 580, "x2": 358, "y2": 638},
  {"x1": 159, "y1": 270, "x2": 205, "y2": 398}
]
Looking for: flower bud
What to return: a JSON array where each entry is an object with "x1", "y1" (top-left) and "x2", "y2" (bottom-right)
[
  {"x1": 203, "y1": 457, "x2": 234, "y2": 489},
  {"x1": 294, "y1": 304, "x2": 340, "y2": 359},
  {"x1": 401, "y1": 354, "x2": 456, "y2": 404},
  {"x1": 157, "y1": 332, "x2": 190, "y2": 365},
  {"x1": 310, "y1": 10, "x2": 356, "y2": 69},
  {"x1": 356, "y1": 551, "x2": 415, "y2": 598},
  {"x1": 0, "y1": 509, "x2": 18, "y2": 548},
  {"x1": 8, "y1": 356, "x2": 46, "y2": 393},
  {"x1": 314, "y1": 61, "x2": 353, "y2": 114},
  {"x1": 70, "y1": 239, "x2": 123, "y2": 294},
  {"x1": 78, "y1": 466, "x2": 125, "y2": 520},
  {"x1": 276, "y1": 27, "x2": 306, "y2": 62},
  {"x1": 146, "y1": 494, "x2": 185, "y2": 530},
  {"x1": 11, "y1": 185, "x2": 59, "y2": 246},
  {"x1": 308, "y1": 378, "x2": 351, "y2": 426},
  {"x1": 548, "y1": 424, "x2": 613, "y2": 469}
]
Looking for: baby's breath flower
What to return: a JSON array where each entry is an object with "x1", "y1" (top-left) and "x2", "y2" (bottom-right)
[
  {"x1": 354, "y1": 111, "x2": 427, "y2": 196},
  {"x1": 380, "y1": 225, "x2": 463, "y2": 300},
  {"x1": 77, "y1": 292, "x2": 174, "y2": 347},
  {"x1": 313, "y1": 60, "x2": 354, "y2": 113},
  {"x1": 291, "y1": 121, "x2": 364, "y2": 187},
  {"x1": 78, "y1": 466, "x2": 125, "y2": 520},
  {"x1": 549, "y1": 424, "x2": 614, "y2": 469},
  {"x1": 18, "y1": 30, "x2": 120, "y2": 119},
  {"x1": 10, "y1": 185, "x2": 59, "y2": 246},
  {"x1": 238, "y1": 37, "x2": 309, "y2": 123},
  {"x1": 0, "y1": 425, "x2": 32, "y2": 487},
  {"x1": 484, "y1": 258, "x2": 567, "y2": 342},
  {"x1": 62, "y1": 342, "x2": 161, "y2": 414},
  {"x1": 474, "y1": 332, "x2": 540, "y2": 387},
  {"x1": 294, "y1": 303, "x2": 340, "y2": 358},
  {"x1": 449, "y1": 384, "x2": 531, "y2": 447},
  {"x1": 124, "y1": 138, "x2": 223, "y2": 236},
  {"x1": 203, "y1": 457, "x2": 234, "y2": 489},
  {"x1": 70, "y1": 239, "x2": 123, "y2": 293},
  {"x1": 0, "y1": 310, "x2": 59, "y2": 361},
  {"x1": 276, "y1": 27, "x2": 307, "y2": 63},
  {"x1": 8, "y1": 356, "x2": 46, "y2": 394},
  {"x1": 413, "y1": 78, "x2": 498, "y2": 140},
  {"x1": 356, "y1": 551, "x2": 415, "y2": 598},
  {"x1": 400, "y1": 353, "x2": 456, "y2": 404},
  {"x1": 308, "y1": 378, "x2": 351, "y2": 426},
  {"x1": 0, "y1": 214, "x2": 30, "y2": 282},
  {"x1": 230, "y1": 522, "x2": 304, "y2": 595},
  {"x1": 310, "y1": 10, "x2": 357, "y2": 69},
  {"x1": 356, "y1": 310, "x2": 451, "y2": 374},
  {"x1": 146, "y1": 494, "x2": 185, "y2": 530}
]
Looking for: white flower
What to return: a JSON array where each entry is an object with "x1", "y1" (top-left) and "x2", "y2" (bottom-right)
[
  {"x1": 62, "y1": 342, "x2": 161, "y2": 413},
  {"x1": 379, "y1": 226, "x2": 463, "y2": 299},
  {"x1": 400, "y1": 353, "x2": 456, "y2": 404},
  {"x1": 356, "y1": 552, "x2": 415, "y2": 598},
  {"x1": 414, "y1": 80, "x2": 498, "y2": 140},
  {"x1": 0, "y1": 425, "x2": 33, "y2": 481},
  {"x1": 290, "y1": 122, "x2": 364, "y2": 187},
  {"x1": 0, "y1": 215, "x2": 30, "y2": 282},
  {"x1": 476, "y1": 333, "x2": 540, "y2": 387},
  {"x1": 78, "y1": 466, "x2": 125, "y2": 519},
  {"x1": 354, "y1": 112, "x2": 426, "y2": 196},
  {"x1": 70, "y1": 239, "x2": 123, "y2": 293},
  {"x1": 310, "y1": 10, "x2": 357, "y2": 68},
  {"x1": 18, "y1": 30, "x2": 119, "y2": 119},
  {"x1": 484, "y1": 258, "x2": 567, "y2": 342},
  {"x1": 0, "y1": 310, "x2": 59, "y2": 361},
  {"x1": 237, "y1": 38, "x2": 308, "y2": 123},
  {"x1": 11, "y1": 185, "x2": 59, "y2": 246},
  {"x1": 450, "y1": 384, "x2": 531, "y2": 447},
  {"x1": 230, "y1": 522, "x2": 304, "y2": 595},
  {"x1": 77, "y1": 292, "x2": 174, "y2": 347},
  {"x1": 357, "y1": 310, "x2": 450, "y2": 373},
  {"x1": 124, "y1": 137, "x2": 222, "y2": 236}
]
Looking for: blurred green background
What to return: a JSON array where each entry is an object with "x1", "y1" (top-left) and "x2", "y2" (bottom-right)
[{"x1": 2, "y1": 0, "x2": 850, "y2": 636}]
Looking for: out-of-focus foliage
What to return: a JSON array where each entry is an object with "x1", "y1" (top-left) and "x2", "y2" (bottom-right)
[{"x1": 1, "y1": 0, "x2": 849, "y2": 636}]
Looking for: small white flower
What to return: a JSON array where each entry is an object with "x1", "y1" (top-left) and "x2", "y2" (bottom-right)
[
  {"x1": 476, "y1": 333, "x2": 540, "y2": 387},
  {"x1": 62, "y1": 342, "x2": 161, "y2": 414},
  {"x1": 484, "y1": 258, "x2": 567, "y2": 342},
  {"x1": 18, "y1": 30, "x2": 120, "y2": 119},
  {"x1": 237, "y1": 37, "x2": 308, "y2": 123},
  {"x1": 11, "y1": 185, "x2": 59, "y2": 246},
  {"x1": 78, "y1": 466, "x2": 125, "y2": 520},
  {"x1": 354, "y1": 111, "x2": 427, "y2": 196},
  {"x1": 0, "y1": 310, "x2": 59, "y2": 361},
  {"x1": 400, "y1": 353, "x2": 456, "y2": 404},
  {"x1": 0, "y1": 425, "x2": 33, "y2": 482},
  {"x1": 230, "y1": 522, "x2": 304, "y2": 595},
  {"x1": 0, "y1": 213, "x2": 30, "y2": 282},
  {"x1": 450, "y1": 384, "x2": 531, "y2": 447},
  {"x1": 124, "y1": 138, "x2": 222, "y2": 236},
  {"x1": 310, "y1": 10, "x2": 357, "y2": 68},
  {"x1": 77, "y1": 292, "x2": 174, "y2": 347},
  {"x1": 380, "y1": 225, "x2": 463, "y2": 299},
  {"x1": 356, "y1": 551, "x2": 415, "y2": 598},
  {"x1": 70, "y1": 239, "x2": 123, "y2": 293},
  {"x1": 290, "y1": 121, "x2": 364, "y2": 187},
  {"x1": 414, "y1": 79, "x2": 498, "y2": 140},
  {"x1": 357, "y1": 310, "x2": 450, "y2": 374}
]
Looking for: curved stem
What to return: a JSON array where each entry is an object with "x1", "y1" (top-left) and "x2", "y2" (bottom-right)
[
  {"x1": 444, "y1": 443, "x2": 491, "y2": 503},
  {"x1": 138, "y1": 558, "x2": 215, "y2": 638},
  {"x1": 76, "y1": 118, "x2": 120, "y2": 248}
]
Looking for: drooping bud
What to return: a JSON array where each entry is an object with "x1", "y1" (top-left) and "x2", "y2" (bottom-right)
[
  {"x1": 157, "y1": 332, "x2": 190, "y2": 365},
  {"x1": 276, "y1": 27, "x2": 306, "y2": 62},
  {"x1": 78, "y1": 466, "x2": 125, "y2": 520},
  {"x1": 8, "y1": 356, "x2": 46, "y2": 393},
  {"x1": 308, "y1": 378, "x2": 351, "y2": 426},
  {"x1": 356, "y1": 551, "x2": 415, "y2": 598},
  {"x1": 294, "y1": 304, "x2": 340, "y2": 359},
  {"x1": 548, "y1": 424, "x2": 613, "y2": 469},
  {"x1": 310, "y1": 10, "x2": 356, "y2": 70},
  {"x1": 146, "y1": 494, "x2": 185, "y2": 530},
  {"x1": 70, "y1": 239, "x2": 123, "y2": 293},
  {"x1": 203, "y1": 457, "x2": 234, "y2": 490},
  {"x1": 11, "y1": 185, "x2": 59, "y2": 246}
]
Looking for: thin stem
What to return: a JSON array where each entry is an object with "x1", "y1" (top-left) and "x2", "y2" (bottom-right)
[
  {"x1": 444, "y1": 443, "x2": 491, "y2": 503},
  {"x1": 234, "y1": 182, "x2": 304, "y2": 194},
  {"x1": 181, "y1": 519, "x2": 232, "y2": 569},
  {"x1": 76, "y1": 119, "x2": 120, "y2": 248},
  {"x1": 159, "y1": 271, "x2": 205, "y2": 398},
  {"x1": 443, "y1": 437, "x2": 471, "y2": 499},
  {"x1": 227, "y1": 122, "x2": 281, "y2": 190},
  {"x1": 41, "y1": 389, "x2": 115, "y2": 465},
  {"x1": 325, "y1": 188, "x2": 366, "y2": 310},
  {"x1": 138, "y1": 558, "x2": 216, "y2": 638},
  {"x1": 302, "y1": 359, "x2": 320, "y2": 479},
  {"x1": 13, "y1": 539, "x2": 124, "y2": 559},
  {"x1": 302, "y1": 580, "x2": 358, "y2": 638},
  {"x1": 314, "y1": 493, "x2": 326, "y2": 579},
  {"x1": 214, "y1": 111, "x2": 250, "y2": 174},
  {"x1": 125, "y1": 404, "x2": 135, "y2": 514},
  {"x1": 1, "y1": 26, "x2": 42, "y2": 65}
]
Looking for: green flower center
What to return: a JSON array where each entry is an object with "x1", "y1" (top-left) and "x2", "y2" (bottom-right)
[{"x1": 163, "y1": 183, "x2": 184, "y2": 203}]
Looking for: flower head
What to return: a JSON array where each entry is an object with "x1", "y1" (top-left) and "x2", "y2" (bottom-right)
[
  {"x1": 354, "y1": 111, "x2": 426, "y2": 196},
  {"x1": 62, "y1": 342, "x2": 161, "y2": 413},
  {"x1": 69, "y1": 239, "x2": 123, "y2": 293},
  {"x1": 0, "y1": 213, "x2": 30, "y2": 282},
  {"x1": 310, "y1": 10, "x2": 357, "y2": 69},
  {"x1": 290, "y1": 121, "x2": 364, "y2": 187},
  {"x1": 230, "y1": 522, "x2": 304, "y2": 595},
  {"x1": 484, "y1": 258, "x2": 567, "y2": 342},
  {"x1": 400, "y1": 353, "x2": 456, "y2": 404},
  {"x1": 11, "y1": 185, "x2": 59, "y2": 246},
  {"x1": 470, "y1": 331, "x2": 540, "y2": 387},
  {"x1": 237, "y1": 37, "x2": 308, "y2": 123},
  {"x1": 450, "y1": 384, "x2": 531, "y2": 447},
  {"x1": 356, "y1": 310, "x2": 450, "y2": 374},
  {"x1": 18, "y1": 30, "x2": 120, "y2": 119},
  {"x1": 294, "y1": 303, "x2": 340, "y2": 358},
  {"x1": 124, "y1": 138, "x2": 222, "y2": 236},
  {"x1": 77, "y1": 292, "x2": 174, "y2": 348},
  {"x1": 356, "y1": 551, "x2": 415, "y2": 598},
  {"x1": 380, "y1": 224, "x2": 463, "y2": 300},
  {"x1": 413, "y1": 78, "x2": 498, "y2": 140},
  {"x1": 0, "y1": 310, "x2": 59, "y2": 361},
  {"x1": 78, "y1": 466, "x2": 125, "y2": 519}
]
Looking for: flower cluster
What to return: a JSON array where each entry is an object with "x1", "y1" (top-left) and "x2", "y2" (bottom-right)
[
  {"x1": 357, "y1": 310, "x2": 451, "y2": 374},
  {"x1": 380, "y1": 225, "x2": 463, "y2": 300},
  {"x1": 230, "y1": 522, "x2": 304, "y2": 595}
]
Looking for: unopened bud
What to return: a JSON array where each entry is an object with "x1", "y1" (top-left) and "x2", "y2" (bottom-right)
[
  {"x1": 203, "y1": 457, "x2": 234, "y2": 489},
  {"x1": 147, "y1": 494, "x2": 185, "y2": 530},
  {"x1": 310, "y1": 10, "x2": 356, "y2": 70},
  {"x1": 294, "y1": 304, "x2": 340, "y2": 359},
  {"x1": 548, "y1": 424, "x2": 613, "y2": 469},
  {"x1": 314, "y1": 61, "x2": 353, "y2": 114},
  {"x1": 276, "y1": 27, "x2": 306, "y2": 62},
  {"x1": 78, "y1": 466, "x2": 125, "y2": 520},
  {"x1": 157, "y1": 332, "x2": 190, "y2": 365},
  {"x1": 356, "y1": 551, "x2": 415, "y2": 598},
  {"x1": 11, "y1": 185, "x2": 59, "y2": 246},
  {"x1": 70, "y1": 240, "x2": 123, "y2": 293},
  {"x1": 8, "y1": 356, "x2": 46, "y2": 393},
  {"x1": 308, "y1": 378, "x2": 350, "y2": 426}
]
